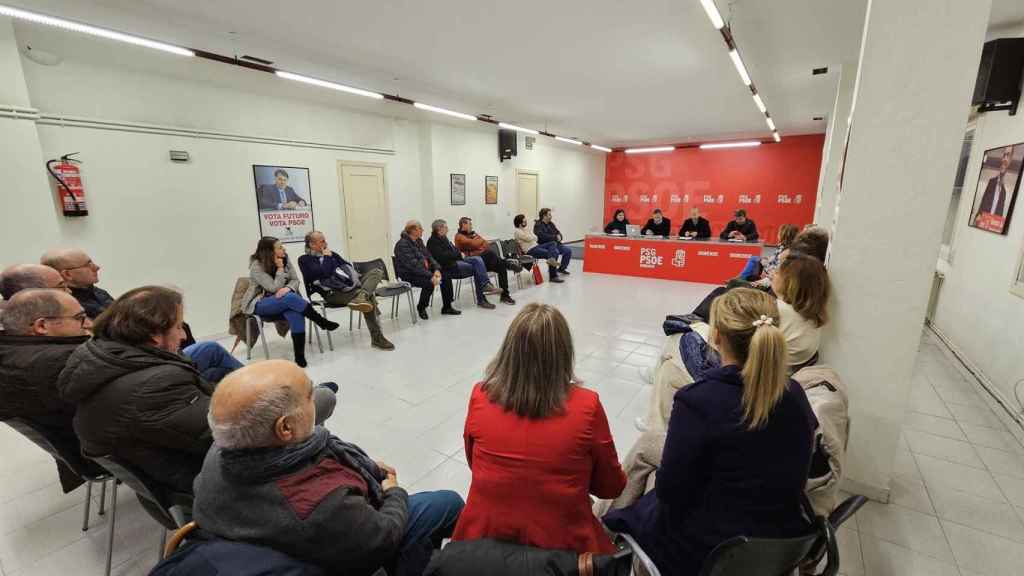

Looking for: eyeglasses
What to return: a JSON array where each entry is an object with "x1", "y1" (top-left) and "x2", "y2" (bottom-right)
[
  {"x1": 61, "y1": 260, "x2": 96, "y2": 272},
  {"x1": 41, "y1": 311, "x2": 89, "y2": 328}
]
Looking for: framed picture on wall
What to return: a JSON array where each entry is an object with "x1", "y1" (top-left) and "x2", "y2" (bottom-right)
[
  {"x1": 252, "y1": 165, "x2": 314, "y2": 243},
  {"x1": 451, "y1": 173, "x2": 466, "y2": 205},
  {"x1": 485, "y1": 176, "x2": 498, "y2": 205},
  {"x1": 968, "y1": 143, "x2": 1023, "y2": 235}
]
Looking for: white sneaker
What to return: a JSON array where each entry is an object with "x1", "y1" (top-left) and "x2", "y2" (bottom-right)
[{"x1": 634, "y1": 417, "x2": 650, "y2": 432}]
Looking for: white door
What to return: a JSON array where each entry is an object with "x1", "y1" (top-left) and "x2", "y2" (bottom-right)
[
  {"x1": 518, "y1": 171, "x2": 538, "y2": 221},
  {"x1": 339, "y1": 162, "x2": 390, "y2": 266}
]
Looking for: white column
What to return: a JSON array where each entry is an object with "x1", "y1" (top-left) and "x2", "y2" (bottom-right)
[
  {"x1": 0, "y1": 17, "x2": 60, "y2": 265},
  {"x1": 820, "y1": 0, "x2": 992, "y2": 500},
  {"x1": 814, "y1": 63, "x2": 857, "y2": 230}
]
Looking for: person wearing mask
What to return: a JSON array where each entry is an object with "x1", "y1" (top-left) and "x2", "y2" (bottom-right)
[
  {"x1": 298, "y1": 231, "x2": 394, "y2": 351},
  {"x1": 244, "y1": 236, "x2": 339, "y2": 367},
  {"x1": 679, "y1": 208, "x2": 711, "y2": 240},
  {"x1": 534, "y1": 208, "x2": 573, "y2": 275},
  {"x1": 604, "y1": 209, "x2": 630, "y2": 235},
  {"x1": 194, "y1": 361, "x2": 464, "y2": 576},
  {"x1": 513, "y1": 214, "x2": 564, "y2": 284},
  {"x1": 57, "y1": 286, "x2": 337, "y2": 495},
  {"x1": 604, "y1": 288, "x2": 817, "y2": 576},
  {"x1": 427, "y1": 219, "x2": 503, "y2": 310},
  {"x1": 719, "y1": 209, "x2": 759, "y2": 241},
  {"x1": 641, "y1": 209, "x2": 672, "y2": 238},
  {"x1": 40, "y1": 249, "x2": 112, "y2": 319},
  {"x1": 0, "y1": 289, "x2": 102, "y2": 493},
  {"x1": 453, "y1": 218, "x2": 515, "y2": 306},
  {"x1": 394, "y1": 220, "x2": 455, "y2": 319},
  {"x1": 453, "y1": 303, "x2": 627, "y2": 554}
]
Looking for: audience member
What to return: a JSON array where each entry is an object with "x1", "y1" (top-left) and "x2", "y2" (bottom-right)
[
  {"x1": 679, "y1": 208, "x2": 711, "y2": 239},
  {"x1": 513, "y1": 214, "x2": 564, "y2": 283},
  {"x1": 604, "y1": 209, "x2": 630, "y2": 235},
  {"x1": 428, "y1": 219, "x2": 501, "y2": 310},
  {"x1": 453, "y1": 217, "x2": 515, "y2": 306},
  {"x1": 719, "y1": 209, "x2": 759, "y2": 241},
  {"x1": 772, "y1": 252, "x2": 830, "y2": 369},
  {"x1": 641, "y1": 209, "x2": 672, "y2": 237},
  {"x1": 453, "y1": 303, "x2": 626, "y2": 553},
  {"x1": 533, "y1": 208, "x2": 573, "y2": 274},
  {"x1": 40, "y1": 249, "x2": 111, "y2": 318},
  {"x1": 394, "y1": 220, "x2": 454, "y2": 319},
  {"x1": 740, "y1": 223, "x2": 799, "y2": 283},
  {"x1": 0, "y1": 289, "x2": 101, "y2": 492},
  {"x1": 298, "y1": 231, "x2": 394, "y2": 351},
  {"x1": 244, "y1": 236, "x2": 339, "y2": 367},
  {"x1": 789, "y1": 226, "x2": 830, "y2": 263},
  {"x1": 194, "y1": 360, "x2": 464, "y2": 576},
  {"x1": 0, "y1": 264, "x2": 68, "y2": 300},
  {"x1": 604, "y1": 288, "x2": 817, "y2": 576}
]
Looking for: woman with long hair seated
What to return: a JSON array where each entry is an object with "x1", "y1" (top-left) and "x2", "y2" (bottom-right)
[
  {"x1": 452, "y1": 303, "x2": 627, "y2": 553},
  {"x1": 771, "y1": 251, "x2": 830, "y2": 370},
  {"x1": 605, "y1": 288, "x2": 817, "y2": 576},
  {"x1": 242, "y1": 236, "x2": 338, "y2": 367}
]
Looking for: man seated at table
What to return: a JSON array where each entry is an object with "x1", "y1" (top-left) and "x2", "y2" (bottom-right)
[
  {"x1": 679, "y1": 207, "x2": 712, "y2": 239},
  {"x1": 719, "y1": 209, "x2": 759, "y2": 241},
  {"x1": 641, "y1": 209, "x2": 672, "y2": 237},
  {"x1": 194, "y1": 360, "x2": 464, "y2": 576},
  {"x1": 453, "y1": 217, "x2": 515, "y2": 306}
]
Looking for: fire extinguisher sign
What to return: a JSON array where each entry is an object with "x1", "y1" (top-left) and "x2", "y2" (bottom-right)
[{"x1": 47, "y1": 155, "x2": 89, "y2": 217}]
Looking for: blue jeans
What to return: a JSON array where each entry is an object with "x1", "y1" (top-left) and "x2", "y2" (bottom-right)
[
  {"x1": 182, "y1": 341, "x2": 244, "y2": 383},
  {"x1": 254, "y1": 291, "x2": 307, "y2": 334},
  {"x1": 454, "y1": 257, "x2": 491, "y2": 302},
  {"x1": 529, "y1": 241, "x2": 571, "y2": 274},
  {"x1": 393, "y1": 490, "x2": 464, "y2": 575},
  {"x1": 739, "y1": 255, "x2": 762, "y2": 281}
]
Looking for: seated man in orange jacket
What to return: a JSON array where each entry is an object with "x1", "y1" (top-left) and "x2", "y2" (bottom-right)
[{"x1": 453, "y1": 217, "x2": 516, "y2": 306}]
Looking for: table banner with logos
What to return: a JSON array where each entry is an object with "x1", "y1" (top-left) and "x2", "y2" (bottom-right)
[{"x1": 582, "y1": 235, "x2": 763, "y2": 284}]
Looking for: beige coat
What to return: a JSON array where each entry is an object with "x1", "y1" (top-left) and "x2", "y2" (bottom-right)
[
  {"x1": 241, "y1": 259, "x2": 302, "y2": 315},
  {"x1": 228, "y1": 277, "x2": 289, "y2": 348}
]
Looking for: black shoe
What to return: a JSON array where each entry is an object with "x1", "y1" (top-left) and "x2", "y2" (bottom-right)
[
  {"x1": 418, "y1": 308, "x2": 429, "y2": 320},
  {"x1": 319, "y1": 381, "x2": 339, "y2": 393},
  {"x1": 303, "y1": 304, "x2": 340, "y2": 331},
  {"x1": 500, "y1": 293, "x2": 516, "y2": 305},
  {"x1": 291, "y1": 333, "x2": 308, "y2": 368},
  {"x1": 441, "y1": 306, "x2": 462, "y2": 315},
  {"x1": 550, "y1": 277, "x2": 565, "y2": 283},
  {"x1": 558, "y1": 269, "x2": 571, "y2": 275}
]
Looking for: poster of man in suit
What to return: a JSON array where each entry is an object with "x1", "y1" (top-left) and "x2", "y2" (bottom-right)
[
  {"x1": 969, "y1": 144, "x2": 1023, "y2": 235},
  {"x1": 253, "y1": 165, "x2": 314, "y2": 243}
]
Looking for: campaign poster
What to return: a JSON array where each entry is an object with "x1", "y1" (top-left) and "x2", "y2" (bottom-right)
[
  {"x1": 451, "y1": 173, "x2": 466, "y2": 205},
  {"x1": 253, "y1": 165, "x2": 314, "y2": 243},
  {"x1": 969, "y1": 143, "x2": 1022, "y2": 235},
  {"x1": 485, "y1": 175, "x2": 498, "y2": 205}
]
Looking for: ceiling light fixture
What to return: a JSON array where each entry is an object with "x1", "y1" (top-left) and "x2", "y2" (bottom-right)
[
  {"x1": 753, "y1": 94, "x2": 766, "y2": 114},
  {"x1": 773, "y1": 132, "x2": 781, "y2": 143},
  {"x1": 498, "y1": 122, "x2": 540, "y2": 135},
  {"x1": 766, "y1": 117, "x2": 776, "y2": 131},
  {"x1": 412, "y1": 102, "x2": 477, "y2": 121},
  {"x1": 590, "y1": 144, "x2": 613, "y2": 153},
  {"x1": 625, "y1": 146, "x2": 675, "y2": 154},
  {"x1": 699, "y1": 0, "x2": 726, "y2": 30},
  {"x1": 728, "y1": 50, "x2": 752, "y2": 86},
  {"x1": 555, "y1": 136, "x2": 583, "y2": 146},
  {"x1": 275, "y1": 70, "x2": 384, "y2": 99},
  {"x1": 0, "y1": 3, "x2": 194, "y2": 57},
  {"x1": 699, "y1": 141, "x2": 762, "y2": 150}
]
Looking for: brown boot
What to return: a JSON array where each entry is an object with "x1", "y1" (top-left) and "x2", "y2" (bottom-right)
[
  {"x1": 347, "y1": 292, "x2": 374, "y2": 314},
  {"x1": 365, "y1": 312, "x2": 395, "y2": 350}
]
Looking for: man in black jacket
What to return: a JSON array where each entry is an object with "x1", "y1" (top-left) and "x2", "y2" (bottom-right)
[
  {"x1": 679, "y1": 207, "x2": 712, "y2": 239},
  {"x1": 393, "y1": 220, "x2": 454, "y2": 320},
  {"x1": 0, "y1": 289, "x2": 102, "y2": 492},
  {"x1": 719, "y1": 209, "x2": 759, "y2": 241},
  {"x1": 426, "y1": 219, "x2": 499, "y2": 311},
  {"x1": 533, "y1": 208, "x2": 573, "y2": 274},
  {"x1": 641, "y1": 209, "x2": 672, "y2": 237},
  {"x1": 40, "y1": 248, "x2": 113, "y2": 320}
]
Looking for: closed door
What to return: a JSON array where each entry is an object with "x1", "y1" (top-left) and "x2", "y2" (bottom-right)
[
  {"x1": 518, "y1": 171, "x2": 538, "y2": 221},
  {"x1": 339, "y1": 163, "x2": 389, "y2": 266}
]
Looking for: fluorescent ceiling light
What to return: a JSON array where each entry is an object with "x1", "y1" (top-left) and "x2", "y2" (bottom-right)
[
  {"x1": 0, "y1": 4, "x2": 194, "y2": 57},
  {"x1": 413, "y1": 102, "x2": 476, "y2": 121},
  {"x1": 275, "y1": 70, "x2": 384, "y2": 99},
  {"x1": 555, "y1": 136, "x2": 582, "y2": 146},
  {"x1": 625, "y1": 146, "x2": 675, "y2": 154},
  {"x1": 753, "y1": 94, "x2": 766, "y2": 114},
  {"x1": 766, "y1": 117, "x2": 776, "y2": 131},
  {"x1": 498, "y1": 122, "x2": 540, "y2": 135},
  {"x1": 590, "y1": 144, "x2": 612, "y2": 153},
  {"x1": 728, "y1": 50, "x2": 752, "y2": 86},
  {"x1": 699, "y1": 0, "x2": 726, "y2": 30},
  {"x1": 700, "y1": 141, "x2": 762, "y2": 150},
  {"x1": 773, "y1": 132, "x2": 781, "y2": 142}
]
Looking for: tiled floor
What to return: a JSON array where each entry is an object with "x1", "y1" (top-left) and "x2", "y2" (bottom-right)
[{"x1": 1, "y1": 263, "x2": 1022, "y2": 575}]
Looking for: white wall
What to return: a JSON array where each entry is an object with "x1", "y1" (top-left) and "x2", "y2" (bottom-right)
[{"x1": 0, "y1": 23, "x2": 605, "y2": 337}]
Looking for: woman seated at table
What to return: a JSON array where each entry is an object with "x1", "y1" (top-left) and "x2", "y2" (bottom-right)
[
  {"x1": 604, "y1": 209, "x2": 630, "y2": 235},
  {"x1": 604, "y1": 288, "x2": 817, "y2": 576}
]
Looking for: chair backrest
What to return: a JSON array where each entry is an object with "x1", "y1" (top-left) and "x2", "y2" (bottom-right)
[
  {"x1": 355, "y1": 258, "x2": 391, "y2": 282},
  {"x1": 487, "y1": 240, "x2": 503, "y2": 258},
  {"x1": 501, "y1": 238, "x2": 522, "y2": 258},
  {"x1": 390, "y1": 256, "x2": 403, "y2": 281},
  {"x1": 4, "y1": 417, "x2": 106, "y2": 480},
  {"x1": 89, "y1": 453, "x2": 192, "y2": 529},
  {"x1": 698, "y1": 517, "x2": 831, "y2": 576}
]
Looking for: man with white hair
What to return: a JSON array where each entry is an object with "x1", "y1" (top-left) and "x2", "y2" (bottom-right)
[
  {"x1": 194, "y1": 360, "x2": 464, "y2": 576},
  {"x1": 393, "y1": 220, "x2": 454, "y2": 320}
]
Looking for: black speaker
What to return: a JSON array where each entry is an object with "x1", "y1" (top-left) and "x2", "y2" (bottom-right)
[
  {"x1": 973, "y1": 38, "x2": 1024, "y2": 113},
  {"x1": 499, "y1": 129, "x2": 517, "y2": 161}
]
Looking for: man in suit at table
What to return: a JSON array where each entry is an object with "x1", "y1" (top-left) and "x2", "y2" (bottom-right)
[
  {"x1": 258, "y1": 169, "x2": 308, "y2": 211},
  {"x1": 679, "y1": 207, "x2": 712, "y2": 239},
  {"x1": 975, "y1": 146, "x2": 1016, "y2": 224},
  {"x1": 720, "y1": 209, "x2": 759, "y2": 241},
  {"x1": 641, "y1": 209, "x2": 672, "y2": 237}
]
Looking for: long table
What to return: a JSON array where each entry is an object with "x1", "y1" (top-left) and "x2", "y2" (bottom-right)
[{"x1": 582, "y1": 234, "x2": 764, "y2": 284}]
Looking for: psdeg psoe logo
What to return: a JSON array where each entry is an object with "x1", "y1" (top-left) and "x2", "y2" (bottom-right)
[
  {"x1": 671, "y1": 249, "x2": 686, "y2": 268},
  {"x1": 639, "y1": 247, "x2": 662, "y2": 269}
]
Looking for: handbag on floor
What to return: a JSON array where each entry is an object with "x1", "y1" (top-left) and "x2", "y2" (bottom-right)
[{"x1": 533, "y1": 264, "x2": 545, "y2": 285}]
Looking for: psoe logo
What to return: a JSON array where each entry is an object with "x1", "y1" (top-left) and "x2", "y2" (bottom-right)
[
  {"x1": 639, "y1": 247, "x2": 663, "y2": 269},
  {"x1": 671, "y1": 249, "x2": 686, "y2": 268},
  {"x1": 670, "y1": 194, "x2": 682, "y2": 204}
]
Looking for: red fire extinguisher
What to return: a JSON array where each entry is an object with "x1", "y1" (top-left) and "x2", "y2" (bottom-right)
[{"x1": 46, "y1": 153, "x2": 89, "y2": 217}]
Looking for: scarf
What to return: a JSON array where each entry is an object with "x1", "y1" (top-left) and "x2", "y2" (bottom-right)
[{"x1": 220, "y1": 426, "x2": 386, "y2": 505}]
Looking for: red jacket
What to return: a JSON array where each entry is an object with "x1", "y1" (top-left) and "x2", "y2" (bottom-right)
[
  {"x1": 453, "y1": 231, "x2": 489, "y2": 257},
  {"x1": 453, "y1": 383, "x2": 627, "y2": 554}
]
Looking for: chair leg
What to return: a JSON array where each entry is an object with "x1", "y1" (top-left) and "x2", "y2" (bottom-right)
[
  {"x1": 326, "y1": 324, "x2": 334, "y2": 351},
  {"x1": 245, "y1": 319, "x2": 253, "y2": 360},
  {"x1": 349, "y1": 309, "x2": 354, "y2": 331},
  {"x1": 104, "y1": 481, "x2": 118, "y2": 576},
  {"x1": 313, "y1": 323, "x2": 324, "y2": 354},
  {"x1": 407, "y1": 291, "x2": 417, "y2": 324},
  {"x1": 391, "y1": 297, "x2": 398, "y2": 320},
  {"x1": 82, "y1": 480, "x2": 93, "y2": 531},
  {"x1": 308, "y1": 319, "x2": 313, "y2": 344},
  {"x1": 158, "y1": 528, "x2": 167, "y2": 562},
  {"x1": 258, "y1": 320, "x2": 270, "y2": 360},
  {"x1": 98, "y1": 478, "x2": 107, "y2": 516}
]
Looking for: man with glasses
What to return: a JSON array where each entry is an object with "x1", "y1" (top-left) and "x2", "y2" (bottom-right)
[
  {"x1": 0, "y1": 264, "x2": 69, "y2": 331},
  {"x1": 40, "y1": 248, "x2": 112, "y2": 319},
  {"x1": 0, "y1": 289, "x2": 103, "y2": 493}
]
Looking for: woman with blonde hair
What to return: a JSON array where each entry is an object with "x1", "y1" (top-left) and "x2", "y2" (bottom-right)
[
  {"x1": 452, "y1": 303, "x2": 626, "y2": 553},
  {"x1": 605, "y1": 288, "x2": 817, "y2": 576}
]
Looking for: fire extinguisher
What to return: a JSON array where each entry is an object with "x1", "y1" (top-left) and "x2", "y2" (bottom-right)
[{"x1": 46, "y1": 153, "x2": 89, "y2": 217}]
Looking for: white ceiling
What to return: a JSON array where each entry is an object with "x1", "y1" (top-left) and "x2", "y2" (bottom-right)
[{"x1": 8, "y1": 0, "x2": 1022, "y2": 147}]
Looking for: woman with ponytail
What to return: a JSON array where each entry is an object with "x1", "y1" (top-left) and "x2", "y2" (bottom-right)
[{"x1": 604, "y1": 288, "x2": 817, "y2": 576}]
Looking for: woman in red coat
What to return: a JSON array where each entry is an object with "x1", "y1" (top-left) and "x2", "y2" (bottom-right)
[{"x1": 452, "y1": 303, "x2": 627, "y2": 554}]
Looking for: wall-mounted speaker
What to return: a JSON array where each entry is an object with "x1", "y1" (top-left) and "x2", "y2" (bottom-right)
[
  {"x1": 973, "y1": 38, "x2": 1024, "y2": 115},
  {"x1": 499, "y1": 129, "x2": 517, "y2": 161}
]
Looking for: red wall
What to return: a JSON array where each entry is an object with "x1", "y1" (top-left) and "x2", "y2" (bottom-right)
[{"x1": 603, "y1": 134, "x2": 825, "y2": 244}]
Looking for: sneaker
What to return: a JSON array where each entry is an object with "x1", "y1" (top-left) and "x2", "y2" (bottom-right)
[
  {"x1": 500, "y1": 294, "x2": 516, "y2": 305},
  {"x1": 478, "y1": 300, "x2": 496, "y2": 310},
  {"x1": 546, "y1": 257, "x2": 559, "y2": 268},
  {"x1": 634, "y1": 417, "x2": 650, "y2": 432},
  {"x1": 441, "y1": 306, "x2": 462, "y2": 315},
  {"x1": 482, "y1": 283, "x2": 503, "y2": 295},
  {"x1": 550, "y1": 277, "x2": 565, "y2": 283}
]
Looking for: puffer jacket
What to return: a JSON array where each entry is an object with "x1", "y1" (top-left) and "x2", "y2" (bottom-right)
[
  {"x1": 57, "y1": 339, "x2": 215, "y2": 495},
  {"x1": 792, "y1": 365, "x2": 848, "y2": 516},
  {"x1": 394, "y1": 232, "x2": 439, "y2": 281}
]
